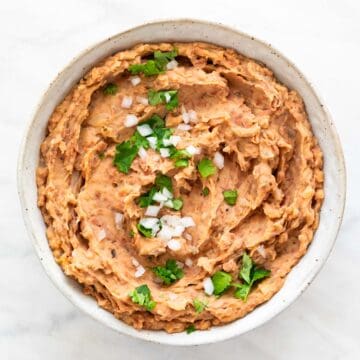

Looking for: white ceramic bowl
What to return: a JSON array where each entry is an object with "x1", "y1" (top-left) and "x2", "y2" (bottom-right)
[{"x1": 17, "y1": 19, "x2": 346, "y2": 346}]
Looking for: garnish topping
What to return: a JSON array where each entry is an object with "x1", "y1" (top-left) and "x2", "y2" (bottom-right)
[
  {"x1": 197, "y1": 158, "x2": 217, "y2": 178},
  {"x1": 148, "y1": 89, "x2": 179, "y2": 111},
  {"x1": 103, "y1": 83, "x2": 118, "y2": 95},
  {"x1": 223, "y1": 190, "x2": 238, "y2": 206},
  {"x1": 129, "y1": 284, "x2": 156, "y2": 311},
  {"x1": 152, "y1": 259, "x2": 184, "y2": 285}
]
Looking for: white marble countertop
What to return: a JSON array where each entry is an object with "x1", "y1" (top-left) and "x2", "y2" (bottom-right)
[{"x1": 1, "y1": 0, "x2": 359, "y2": 358}]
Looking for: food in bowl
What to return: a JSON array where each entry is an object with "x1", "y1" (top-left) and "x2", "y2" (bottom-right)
[{"x1": 36, "y1": 42, "x2": 324, "y2": 333}]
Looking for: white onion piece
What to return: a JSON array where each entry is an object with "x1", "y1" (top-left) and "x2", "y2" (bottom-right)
[
  {"x1": 164, "y1": 92, "x2": 171, "y2": 103},
  {"x1": 147, "y1": 136, "x2": 157, "y2": 149},
  {"x1": 167, "y1": 239, "x2": 181, "y2": 251},
  {"x1": 172, "y1": 225, "x2": 185, "y2": 237},
  {"x1": 213, "y1": 151, "x2": 224, "y2": 169},
  {"x1": 177, "y1": 124, "x2": 191, "y2": 131},
  {"x1": 163, "y1": 135, "x2": 181, "y2": 147},
  {"x1": 166, "y1": 59, "x2": 178, "y2": 70},
  {"x1": 153, "y1": 192, "x2": 168, "y2": 202},
  {"x1": 136, "y1": 96, "x2": 149, "y2": 105},
  {"x1": 185, "y1": 258, "x2": 193, "y2": 267},
  {"x1": 162, "y1": 187, "x2": 173, "y2": 199},
  {"x1": 124, "y1": 114, "x2": 138, "y2": 127},
  {"x1": 138, "y1": 146, "x2": 147, "y2": 159},
  {"x1": 139, "y1": 217, "x2": 159, "y2": 229},
  {"x1": 145, "y1": 205, "x2": 161, "y2": 217},
  {"x1": 186, "y1": 145, "x2": 201, "y2": 155},
  {"x1": 188, "y1": 110, "x2": 197, "y2": 122},
  {"x1": 164, "y1": 200, "x2": 174, "y2": 208},
  {"x1": 257, "y1": 245, "x2": 267, "y2": 258},
  {"x1": 97, "y1": 229, "x2": 106, "y2": 241},
  {"x1": 121, "y1": 96, "x2": 133, "y2": 109},
  {"x1": 130, "y1": 76, "x2": 141, "y2": 86},
  {"x1": 114, "y1": 212, "x2": 124, "y2": 228},
  {"x1": 203, "y1": 277, "x2": 214, "y2": 295},
  {"x1": 157, "y1": 225, "x2": 173, "y2": 241},
  {"x1": 137, "y1": 124, "x2": 153, "y2": 137},
  {"x1": 180, "y1": 216, "x2": 195, "y2": 228},
  {"x1": 160, "y1": 148, "x2": 170, "y2": 158},
  {"x1": 134, "y1": 265, "x2": 145, "y2": 278},
  {"x1": 131, "y1": 257, "x2": 140, "y2": 267}
]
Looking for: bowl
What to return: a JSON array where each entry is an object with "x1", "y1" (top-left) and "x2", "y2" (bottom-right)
[{"x1": 17, "y1": 19, "x2": 346, "y2": 346}]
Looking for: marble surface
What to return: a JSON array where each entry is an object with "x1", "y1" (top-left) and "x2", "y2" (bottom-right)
[{"x1": 1, "y1": 0, "x2": 359, "y2": 358}]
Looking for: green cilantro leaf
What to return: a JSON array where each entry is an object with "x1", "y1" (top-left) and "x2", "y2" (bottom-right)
[
  {"x1": 148, "y1": 89, "x2": 179, "y2": 111},
  {"x1": 137, "y1": 187, "x2": 157, "y2": 208},
  {"x1": 193, "y1": 298, "x2": 208, "y2": 313},
  {"x1": 171, "y1": 198, "x2": 183, "y2": 211},
  {"x1": 234, "y1": 253, "x2": 271, "y2": 302},
  {"x1": 155, "y1": 173, "x2": 173, "y2": 192},
  {"x1": 197, "y1": 158, "x2": 217, "y2": 178},
  {"x1": 113, "y1": 141, "x2": 138, "y2": 174},
  {"x1": 136, "y1": 223, "x2": 154, "y2": 238},
  {"x1": 130, "y1": 130, "x2": 150, "y2": 149},
  {"x1": 154, "y1": 49, "x2": 177, "y2": 66},
  {"x1": 153, "y1": 127, "x2": 173, "y2": 149},
  {"x1": 186, "y1": 325, "x2": 196, "y2": 334},
  {"x1": 201, "y1": 187, "x2": 210, "y2": 196},
  {"x1": 174, "y1": 158, "x2": 189, "y2": 168},
  {"x1": 103, "y1": 83, "x2": 118, "y2": 95},
  {"x1": 129, "y1": 284, "x2": 156, "y2": 311},
  {"x1": 223, "y1": 190, "x2": 238, "y2": 206},
  {"x1": 239, "y1": 253, "x2": 253, "y2": 284},
  {"x1": 141, "y1": 114, "x2": 165, "y2": 129},
  {"x1": 211, "y1": 271, "x2": 232, "y2": 296},
  {"x1": 152, "y1": 259, "x2": 184, "y2": 285}
]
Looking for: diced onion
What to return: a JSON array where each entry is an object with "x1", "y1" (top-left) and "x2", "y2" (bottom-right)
[
  {"x1": 213, "y1": 151, "x2": 224, "y2": 169},
  {"x1": 137, "y1": 124, "x2": 153, "y2": 137},
  {"x1": 164, "y1": 199, "x2": 174, "y2": 208},
  {"x1": 145, "y1": 205, "x2": 161, "y2": 217},
  {"x1": 136, "y1": 96, "x2": 149, "y2": 105},
  {"x1": 160, "y1": 148, "x2": 170, "y2": 158},
  {"x1": 164, "y1": 92, "x2": 171, "y2": 103},
  {"x1": 162, "y1": 187, "x2": 173, "y2": 199},
  {"x1": 130, "y1": 76, "x2": 141, "y2": 86},
  {"x1": 185, "y1": 258, "x2": 193, "y2": 267},
  {"x1": 167, "y1": 239, "x2": 181, "y2": 251},
  {"x1": 134, "y1": 265, "x2": 145, "y2": 278},
  {"x1": 97, "y1": 229, "x2": 106, "y2": 241},
  {"x1": 172, "y1": 225, "x2": 185, "y2": 237},
  {"x1": 203, "y1": 277, "x2": 214, "y2": 295},
  {"x1": 180, "y1": 216, "x2": 195, "y2": 228},
  {"x1": 131, "y1": 257, "x2": 140, "y2": 267},
  {"x1": 124, "y1": 114, "x2": 139, "y2": 127},
  {"x1": 181, "y1": 112, "x2": 190, "y2": 124},
  {"x1": 257, "y1": 245, "x2": 267, "y2": 258},
  {"x1": 186, "y1": 145, "x2": 201, "y2": 155},
  {"x1": 163, "y1": 135, "x2": 181, "y2": 147},
  {"x1": 147, "y1": 136, "x2": 157, "y2": 149},
  {"x1": 138, "y1": 146, "x2": 147, "y2": 159},
  {"x1": 139, "y1": 217, "x2": 159, "y2": 229},
  {"x1": 177, "y1": 124, "x2": 191, "y2": 131},
  {"x1": 121, "y1": 96, "x2": 133, "y2": 109},
  {"x1": 188, "y1": 110, "x2": 197, "y2": 122},
  {"x1": 157, "y1": 225, "x2": 173, "y2": 241},
  {"x1": 166, "y1": 59, "x2": 178, "y2": 70},
  {"x1": 153, "y1": 192, "x2": 168, "y2": 202},
  {"x1": 114, "y1": 212, "x2": 124, "y2": 228}
]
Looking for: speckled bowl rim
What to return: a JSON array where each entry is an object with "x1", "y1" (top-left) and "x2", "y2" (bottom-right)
[{"x1": 17, "y1": 19, "x2": 346, "y2": 346}]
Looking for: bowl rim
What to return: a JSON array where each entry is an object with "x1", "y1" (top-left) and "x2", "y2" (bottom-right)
[{"x1": 17, "y1": 18, "x2": 346, "y2": 346}]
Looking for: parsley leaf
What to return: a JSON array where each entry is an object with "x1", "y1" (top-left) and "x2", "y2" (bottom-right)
[
  {"x1": 148, "y1": 89, "x2": 179, "y2": 111},
  {"x1": 186, "y1": 325, "x2": 196, "y2": 334},
  {"x1": 113, "y1": 141, "x2": 138, "y2": 174},
  {"x1": 129, "y1": 284, "x2": 156, "y2": 311},
  {"x1": 103, "y1": 83, "x2": 118, "y2": 95},
  {"x1": 201, "y1": 187, "x2": 210, "y2": 196},
  {"x1": 223, "y1": 190, "x2": 238, "y2": 206},
  {"x1": 234, "y1": 253, "x2": 271, "y2": 301},
  {"x1": 211, "y1": 271, "x2": 232, "y2": 296},
  {"x1": 193, "y1": 298, "x2": 208, "y2": 313},
  {"x1": 136, "y1": 223, "x2": 154, "y2": 238},
  {"x1": 197, "y1": 158, "x2": 217, "y2": 178},
  {"x1": 152, "y1": 259, "x2": 184, "y2": 285}
]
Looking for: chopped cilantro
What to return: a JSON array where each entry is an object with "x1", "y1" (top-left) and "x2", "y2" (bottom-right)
[
  {"x1": 136, "y1": 223, "x2": 154, "y2": 238},
  {"x1": 223, "y1": 190, "x2": 238, "y2": 206},
  {"x1": 130, "y1": 130, "x2": 150, "y2": 149},
  {"x1": 201, "y1": 187, "x2": 210, "y2": 196},
  {"x1": 129, "y1": 284, "x2": 156, "y2": 311},
  {"x1": 193, "y1": 298, "x2": 208, "y2": 313},
  {"x1": 234, "y1": 253, "x2": 271, "y2": 301},
  {"x1": 141, "y1": 114, "x2": 165, "y2": 129},
  {"x1": 138, "y1": 187, "x2": 157, "y2": 208},
  {"x1": 103, "y1": 83, "x2": 118, "y2": 95},
  {"x1": 113, "y1": 141, "x2": 138, "y2": 174},
  {"x1": 128, "y1": 49, "x2": 177, "y2": 77},
  {"x1": 155, "y1": 173, "x2": 173, "y2": 192},
  {"x1": 148, "y1": 89, "x2": 179, "y2": 111},
  {"x1": 171, "y1": 198, "x2": 183, "y2": 211},
  {"x1": 186, "y1": 325, "x2": 196, "y2": 334},
  {"x1": 152, "y1": 259, "x2": 184, "y2": 285},
  {"x1": 174, "y1": 158, "x2": 189, "y2": 168},
  {"x1": 211, "y1": 271, "x2": 232, "y2": 296},
  {"x1": 153, "y1": 127, "x2": 173, "y2": 149},
  {"x1": 197, "y1": 158, "x2": 217, "y2": 178}
]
